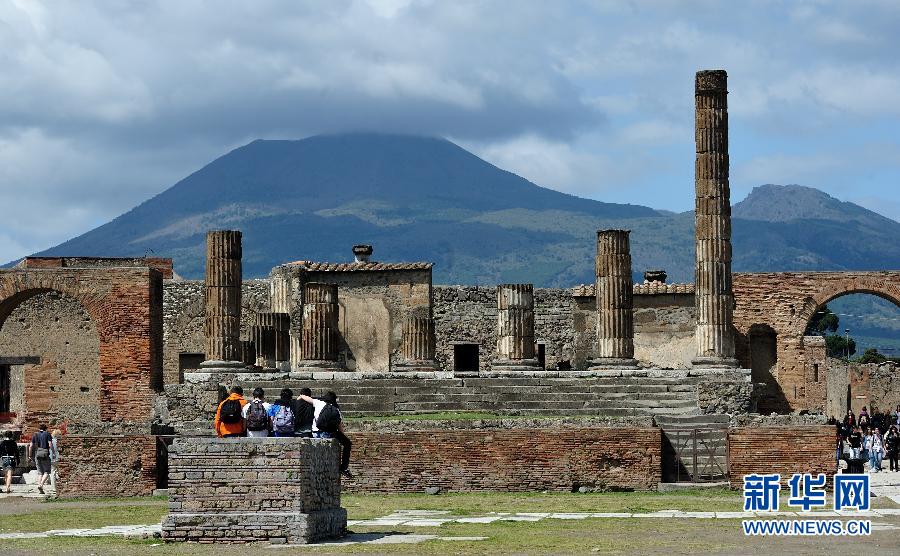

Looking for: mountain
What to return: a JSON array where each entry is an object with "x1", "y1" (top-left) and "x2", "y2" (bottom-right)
[{"x1": 27, "y1": 134, "x2": 900, "y2": 287}]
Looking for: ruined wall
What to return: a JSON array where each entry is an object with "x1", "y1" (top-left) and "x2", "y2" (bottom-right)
[
  {"x1": 56, "y1": 435, "x2": 158, "y2": 497},
  {"x1": 0, "y1": 292, "x2": 100, "y2": 430},
  {"x1": 162, "y1": 280, "x2": 270, "y2": 383},
  {"x1": 727, "y1": 426, "x2": 836, "y2": 489},
  {"x1": 344, "y1": 426, "x2": 662, "y2": 493},
  {"x1": 633, "y1": 294, "x2": 695, "y2": 369},
  {"x1": 162, "y1": 437, "x2": 346, "y2": 544},
  {"x1": 843, "y1": 361, "x2": 900, "y2": 415},
  {"x1": 733, "y1": 271, "x2": 900, "y2": 413}
]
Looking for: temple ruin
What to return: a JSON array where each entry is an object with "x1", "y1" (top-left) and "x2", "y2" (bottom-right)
[{"x1": 0, "y1": 70, "x2": 897, "y2": 503}]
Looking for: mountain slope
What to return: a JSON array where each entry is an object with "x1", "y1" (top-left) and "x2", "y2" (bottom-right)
[{"x1": 29, "y1": 134, "x2": 900, "y2": 286}]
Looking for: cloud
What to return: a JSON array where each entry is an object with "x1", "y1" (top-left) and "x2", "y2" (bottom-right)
[{"x1": 1, "y1": 0, "x2": 899, "y2": 259}]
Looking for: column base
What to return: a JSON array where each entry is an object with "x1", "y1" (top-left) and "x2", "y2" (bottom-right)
[
  {"x1": 490, "y1": 358, "x2": 543, "y2": 372},
  {"x1": 691, "y1": 356, "x2": 740, "y2": 369},
  {"x1": 586, "y1": 358, "x2": 640, "y2": 370}
]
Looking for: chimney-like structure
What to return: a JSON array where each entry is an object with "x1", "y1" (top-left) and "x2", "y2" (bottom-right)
[
  {"x1": 588, "y1": 229, "x2": 637, "y2": 369},
  {"x1": 298, "y1": 283, "x2": 342, "y2": 368},
  {"x1": 492, "y1": 284, "x2": 541, "y2": 371},
  {"x1": 353, "y1": 244, "x2": 373, "y2": 263},
  {"x1": 693, "y1": 69, "x2": 738, "y2": 367},
  {"x1": 203, "y1": 230, "x2": 243, "y2": 366}
]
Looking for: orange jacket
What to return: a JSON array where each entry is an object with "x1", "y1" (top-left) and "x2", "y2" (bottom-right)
[{"x1": 214, "y1": 394, "x2": 248, "y2": 437}]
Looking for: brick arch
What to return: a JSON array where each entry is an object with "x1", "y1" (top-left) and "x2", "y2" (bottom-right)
[
  {"x1": 733, "y1": 271, "x2": 900, "y2": 413},
  {"x1": 0, "y1": 267, "x2": 163, "y2": 430}
]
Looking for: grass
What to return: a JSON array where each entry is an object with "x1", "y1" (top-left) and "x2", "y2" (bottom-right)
[{"x1": 0, "y1": 502, "x2": 168, "y2": 533}]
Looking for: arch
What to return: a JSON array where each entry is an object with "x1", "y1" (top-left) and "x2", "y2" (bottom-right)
[{"x1": 0, "y1": 267, "x2": 163, "y2": 432}]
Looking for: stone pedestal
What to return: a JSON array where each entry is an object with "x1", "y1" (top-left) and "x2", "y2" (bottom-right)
[
  {"x1": 202, "y1": 230, "x2": 244, "y2": 368},
  {"x1": 393, "y1": 315, "x2": 437, "y2": 371},
  {"x1": 162, "y1": 437, "x2": 347, "y2": 544},
  {"x1": 297, "y1": 283, "x2": 343, "y2": 371},
  {"x1": 693, "y1": 70, "x2": 738, "y2": 368},
  {"x1": 492, "y1": 284, "x2": 541, "y2": 371},
  {"x1": 588, "y1": 230, "x2": 638, "y2": 370}
]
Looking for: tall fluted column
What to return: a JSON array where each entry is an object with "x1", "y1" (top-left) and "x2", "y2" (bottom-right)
[
  {"x1": 588, "y1": 229, "x2": 638, "y2": 369},
  {"x1": 492, "y1": 284, "x2": 540, "y2": 371},
  {"x1": 202, "y1": 230, "x2": 243, "y2": 366},
  {"x1": 299, "y1": 283, "x2": 342, "y2": 368},
  {"x1": 394, "y1": 315, "x2": 437, "y2": 372},
  {"x1": 693, "y1": 69, "x2": 738, "y2": 367}
]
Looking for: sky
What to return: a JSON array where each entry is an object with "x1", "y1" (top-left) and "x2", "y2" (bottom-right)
[{"x1": 1, "y1": 0, "x2": 899, "y2": 263}]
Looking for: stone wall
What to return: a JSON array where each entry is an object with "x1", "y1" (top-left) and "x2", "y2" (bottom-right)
[
  {"x1": 727, "y1": 426, "x2": 836, "y2": 489},
  {"x1": 343, "y1": 426, "x2": 662, "y2": 493},
  {"x1": 56, "y1": 435, "x2": 158, "y2": 497},
  {"x1": 162, "y1": 280, "x2": 270, "y2": 384},
  {"x1": 162, "y1": 437, "x2": 346, "y2": 544},
  {"x1": 633, "y1": 294, "x2": 695, "y2": 369},
  {"x1": 0, "y1": 292, "x2": 100, "y2": 431},
  {"x1": 0, "y1": 267, "x2": 163, "y2": 435},
  {"x1": 844, "y1": 361, "x2": 900, "y2": 415}
]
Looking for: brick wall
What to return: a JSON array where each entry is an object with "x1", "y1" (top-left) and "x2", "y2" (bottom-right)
[
  {"x1": 344, "y1": 427, "x2": 662, "y2": 493},
  {"x1": 162, "y1": 437, "x2": 346, "y2": 544},
  {"x1": 727, "y1": 426, "x2": 837, "y2": 489},
  {"x1": 56, "y1": 435, "x2": 158, "y2": 497}
]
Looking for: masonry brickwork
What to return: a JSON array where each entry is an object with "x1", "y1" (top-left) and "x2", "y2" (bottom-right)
[
  {"x1": 162, "y1": 437, "x2": 346, "y2": 544},
  {"x1": 343, "y1": 426, "x2": 662, "y2": 493},
  {"x1": 56, "y1": 435, "x2": 158, "y2": 497},
  {"x1": 727, "y1": 426, "x2": 836, "y2": 489},
  {"x1": 733, "y1": 271, "x2": 900, "y2": 413}
]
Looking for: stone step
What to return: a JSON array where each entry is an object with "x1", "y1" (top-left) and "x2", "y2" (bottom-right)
[{"x1": 656, "y1": 414, "x2": 730, "y2": 428}]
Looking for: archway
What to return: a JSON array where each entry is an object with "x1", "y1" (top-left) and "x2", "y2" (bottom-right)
[{"x1": 0, "y1": 291, "x2": 100, "y2": 431}]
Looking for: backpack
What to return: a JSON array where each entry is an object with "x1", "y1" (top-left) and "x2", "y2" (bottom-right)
[
  {"x1": 220, "y1": 398, "x2": 244, "y2": 424},
  {"x1": 316, "y1": 404, "x2": 341, "y2": 433},
  {"x1": 272, "y1": 403, "x2": 295, "y2": 434},
  {"x1": 246, "y1": 400, "x2": 269, "y2": 431}
]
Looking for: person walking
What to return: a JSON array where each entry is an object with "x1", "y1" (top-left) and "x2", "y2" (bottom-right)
[
  {"x1": 214, "y1": 386, "x2": 248, "y2": 437},
  {"x1": 848, "y1": 427, "x2": 863, "y2": 460},
  {"x1": 269, "y1": 388, "x2": 297, "y2": 437},
  {"x1": 297, "y1": 391, "x2": 352, "y2": 478},
  {"x1": 1, "y1": 431, "x2": 19, "y2": 494},
  {"x1": 871, "y1": 428, "x2": 885, "y2": 472},
  {"x1": 30, "y1": 424, "x2": 53, "y2": 494},
  {"x1": 49, "y1": 429, "x2": 61, "y2": 491},
  {"x1": 243, "y1": 387, "x2": 272, "y2": 437}
]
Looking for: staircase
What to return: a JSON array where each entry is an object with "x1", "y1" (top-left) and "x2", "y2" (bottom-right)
[{"x1": 656, "y1": 414, "x2": 730, "y2": 483}]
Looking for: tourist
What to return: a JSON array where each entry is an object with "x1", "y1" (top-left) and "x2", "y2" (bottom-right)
[
  {"x1": 843, "y1": 409, "x2": 856, "y2": 433},
  {"x1": 269, "y1": 388, "x2": 297, "y2": 437},
  {"x1": 886, "y1": 425, "x2": 900, "y2": 472},
  {"x1": 871, "y1": 428, "x2": 885, "y2": 472},
  {"x1": 294, "y1": 387, "x2": 315, "y2": 437},
  {"x1": 1, "y1": 431, "x2": 19, "y2": 494},
  {"x1": 49, "y1": 429, "x2": 61, "y2": 490},
  {"x1": 859, "y1": 407, "x2": 871, "y2": 429},
  {"x1": 848, "y1": 426, "x2": 863, "y2": 460},
  {"x1": 31, "y1": 424, "x2": 53, "y2": 494},
  {"x1": 297, "y1": 391, "x2": 352, "y2": 478},
  {"x1": 243, "y1": 387, "x2": 272, "y2": 437},
  {"x1": 214, "y1": 385, "x2": 248, "y2": 437}
]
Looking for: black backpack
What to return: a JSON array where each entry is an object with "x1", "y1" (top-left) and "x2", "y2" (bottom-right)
[
  {"x1": 220, "y1": 398, "x2": 243, "y2": 424},
  {"x1": 246, "y1": 400, "x2": 269, "y2": 431},
  {"x1": 316, "y1": 404, "x2": 341, "y2": 433}
]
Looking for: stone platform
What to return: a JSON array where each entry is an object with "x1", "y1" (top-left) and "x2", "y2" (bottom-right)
[{"x1": 161, "y1": 437, "x2": 346, "y2": 544}]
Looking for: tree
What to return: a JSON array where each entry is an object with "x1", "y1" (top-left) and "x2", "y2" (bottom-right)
[
  {"x1": 806, "y1": 304, "x2": 840, "y2": 336},
  {"x1": 857, "y1": 348, "x2": 887, "y2": 364},
  {"x1": 826, "y1": 335, "x2": 856, "y2": 359}
]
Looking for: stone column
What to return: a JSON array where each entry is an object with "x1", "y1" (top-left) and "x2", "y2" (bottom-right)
[
  {"x1": 298, "y1": 283, "x2": 342, "y2": 368},
  {"x1": 492, "y1": 284, "x2": 540, "y2": 371},
  {"x1": 251, "y1": 312, "x2": 290, "y2": 369},
  {"x1": 394, "y1": 315, "x2": 437, "y2": 371},
  {"x1": 693, "y1": 69, "x2": 738, "y2": 367},
  {"x1": 202, "y1": 230, "x2": 243, "y2": 367},
  {"x1": 588, "y1": 229, "x2": 638, "y2": 369}
]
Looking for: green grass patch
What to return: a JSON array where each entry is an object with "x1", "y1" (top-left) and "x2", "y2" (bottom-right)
[{"x1": 0, "y1": 503, "x2": 168, "y2": 533}]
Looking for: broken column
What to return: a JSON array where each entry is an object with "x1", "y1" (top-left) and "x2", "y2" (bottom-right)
[
  {"x1": 298, "y1": 283, "x2": 342, "y2": 369},
  {"x1": 492, "y1": 284, "x2": 540, "y2": 371},
  {"x1": 252, "y1": 312, "x2": 291, "y2": 369},
  {"x1": 693, "y1": 69, "x2": 738, "y2": 367},
  {"x1": 394, "y1": 315, "x2": 437, "y2": 371},
  {"x1": 202, "y1": 230, "x2": 243, "y2": 367},
  {"x1": 588, "y1": 229, "x2": 638, "y2": 369}
]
